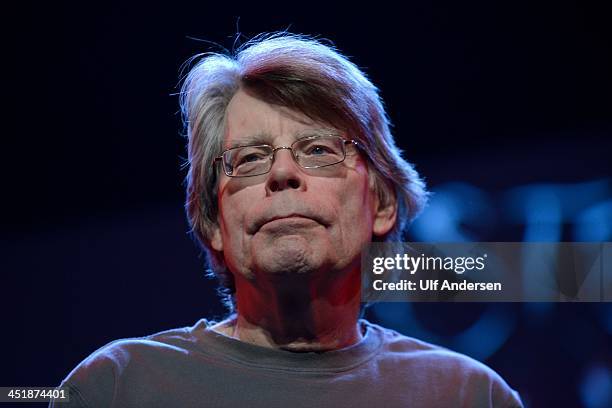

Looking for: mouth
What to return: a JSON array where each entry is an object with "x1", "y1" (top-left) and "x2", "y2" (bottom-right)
[
  {"x1": 265, "y1": 215, "x2": 312, "y2": 225},
  {"x1": 252, "y1": 214, "x2": 325, "y2": 234}
]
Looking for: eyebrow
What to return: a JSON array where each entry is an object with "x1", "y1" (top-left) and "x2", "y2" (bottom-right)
[
  {"x1": 226, "y1": 133, "x2": 273, "y2": 149},
  {"x1": 226, "y1": 129, "x2": 341, "y2": 149}
]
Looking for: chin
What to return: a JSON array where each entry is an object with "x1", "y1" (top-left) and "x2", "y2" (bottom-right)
[{"x1": 252, "y1": 236, "x2": 324, "y2": 275}]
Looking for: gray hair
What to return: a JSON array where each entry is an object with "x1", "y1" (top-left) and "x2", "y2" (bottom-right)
[{"x1": 179, "y1": 33, "x2": 428, "y2": 309}]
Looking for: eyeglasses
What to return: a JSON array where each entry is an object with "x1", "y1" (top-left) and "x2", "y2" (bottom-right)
[{"x1": 213, "y1": 134, "x2": 360, "y2": 178}]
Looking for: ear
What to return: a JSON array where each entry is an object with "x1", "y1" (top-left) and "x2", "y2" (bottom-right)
[
  {"x1": 372, "y1": 190, "x2": 398, "y2": 237},
  {"x1": 209, "y1": 224, "x2": 224, "y2": 252}
]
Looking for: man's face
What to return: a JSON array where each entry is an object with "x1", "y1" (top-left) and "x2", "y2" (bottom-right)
[{"x1": 210, "y1": 89, "x2": 394, "y2": 282}]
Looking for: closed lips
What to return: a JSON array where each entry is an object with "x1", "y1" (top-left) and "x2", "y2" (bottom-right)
[
  {"x1": 261, "y1": 215, "x2": 313, "y2": 228},
  {"x1": 250, "y1": 213, "x2": 327, "y2": 233}
]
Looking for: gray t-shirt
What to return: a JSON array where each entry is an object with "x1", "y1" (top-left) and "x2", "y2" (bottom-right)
[{"x1": 51, "y1": 319, "x2": 523, "y2": 407}]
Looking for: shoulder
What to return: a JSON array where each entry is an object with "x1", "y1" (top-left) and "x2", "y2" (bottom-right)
[
  {"x1": 364, "y1": 321, "x2": 523, "y2": 407},
  {"x1": 68, "y1": 324, "x2": 197, "y2": 376},
  {"x1": 57, "y1": 323, "x2": 204, "y2": 407},
  {"x1": 367, "y1": 320, "x2": 502, "y2": 375}
]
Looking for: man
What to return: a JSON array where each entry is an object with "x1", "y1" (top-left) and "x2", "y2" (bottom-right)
[{"x1": 52, "y1": 33, "x2": 523, "y2": 407}]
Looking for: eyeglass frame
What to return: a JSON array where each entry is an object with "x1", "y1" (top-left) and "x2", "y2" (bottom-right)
[{"x1": 212, "y1": 134, "x2": 361, "y2": 178}]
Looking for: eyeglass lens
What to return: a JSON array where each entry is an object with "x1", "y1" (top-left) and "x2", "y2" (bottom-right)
[{"x1": 223, "y1": 136, "x2": 347, "y2": 177}]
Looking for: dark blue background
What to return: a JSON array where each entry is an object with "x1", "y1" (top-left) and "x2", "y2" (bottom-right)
[{"x1": 2, "y1": 1, "x2": 611, "y2": 407}]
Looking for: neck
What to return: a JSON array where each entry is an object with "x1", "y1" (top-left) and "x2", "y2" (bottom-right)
[{"x1": 217, "y1": 269, "x2": 363, "y2": 352}]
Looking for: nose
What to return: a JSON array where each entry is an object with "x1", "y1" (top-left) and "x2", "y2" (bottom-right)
[{"x1": 265, "y1": 147, "x2": 304, "y2": 193}]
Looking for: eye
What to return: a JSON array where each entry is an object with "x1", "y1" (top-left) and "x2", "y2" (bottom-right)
[
  {"x1": 235, "y1": 152, "x2": 268, "y2": 167},
  {"x1": 305, "y1": 145, "x2": 333, "y2": 155},
  {"x1": 241, "y1": 154, "x2": 261, "y2": 163}
]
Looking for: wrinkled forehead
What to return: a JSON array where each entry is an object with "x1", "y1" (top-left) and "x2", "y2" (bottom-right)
[{"x1": 223, "y1": 89, "x2": 343, "y2": 149}]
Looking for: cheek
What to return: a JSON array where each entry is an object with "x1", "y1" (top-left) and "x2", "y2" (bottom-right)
[
  {"x1": 217, "y1": 180, "x2": 254, "y2": 230},
  {"x1": 346, "y1": 164, "x2": 374, "y2": 215},
  {"x1": 217, "y1": 188, "x2": 249, "y2": 251},
  {"x1": 335, "y1": 173, "x2": 375, "y2": 240},
  {"x1": 217, "y1": 194, "x2": 254, "y2": 276}
]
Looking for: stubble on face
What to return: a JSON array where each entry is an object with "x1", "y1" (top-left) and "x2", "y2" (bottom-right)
[
  {"x1": 251, "y1": 218, "x2": 329, "y2": 276},
  {"x1": 216, "y1": 90, "x2": 376, "y2": 283}
]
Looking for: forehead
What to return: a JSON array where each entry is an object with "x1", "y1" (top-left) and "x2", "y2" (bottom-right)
[{"x1": 224, "y1": 90, "x2": 336, "y2": 148}]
